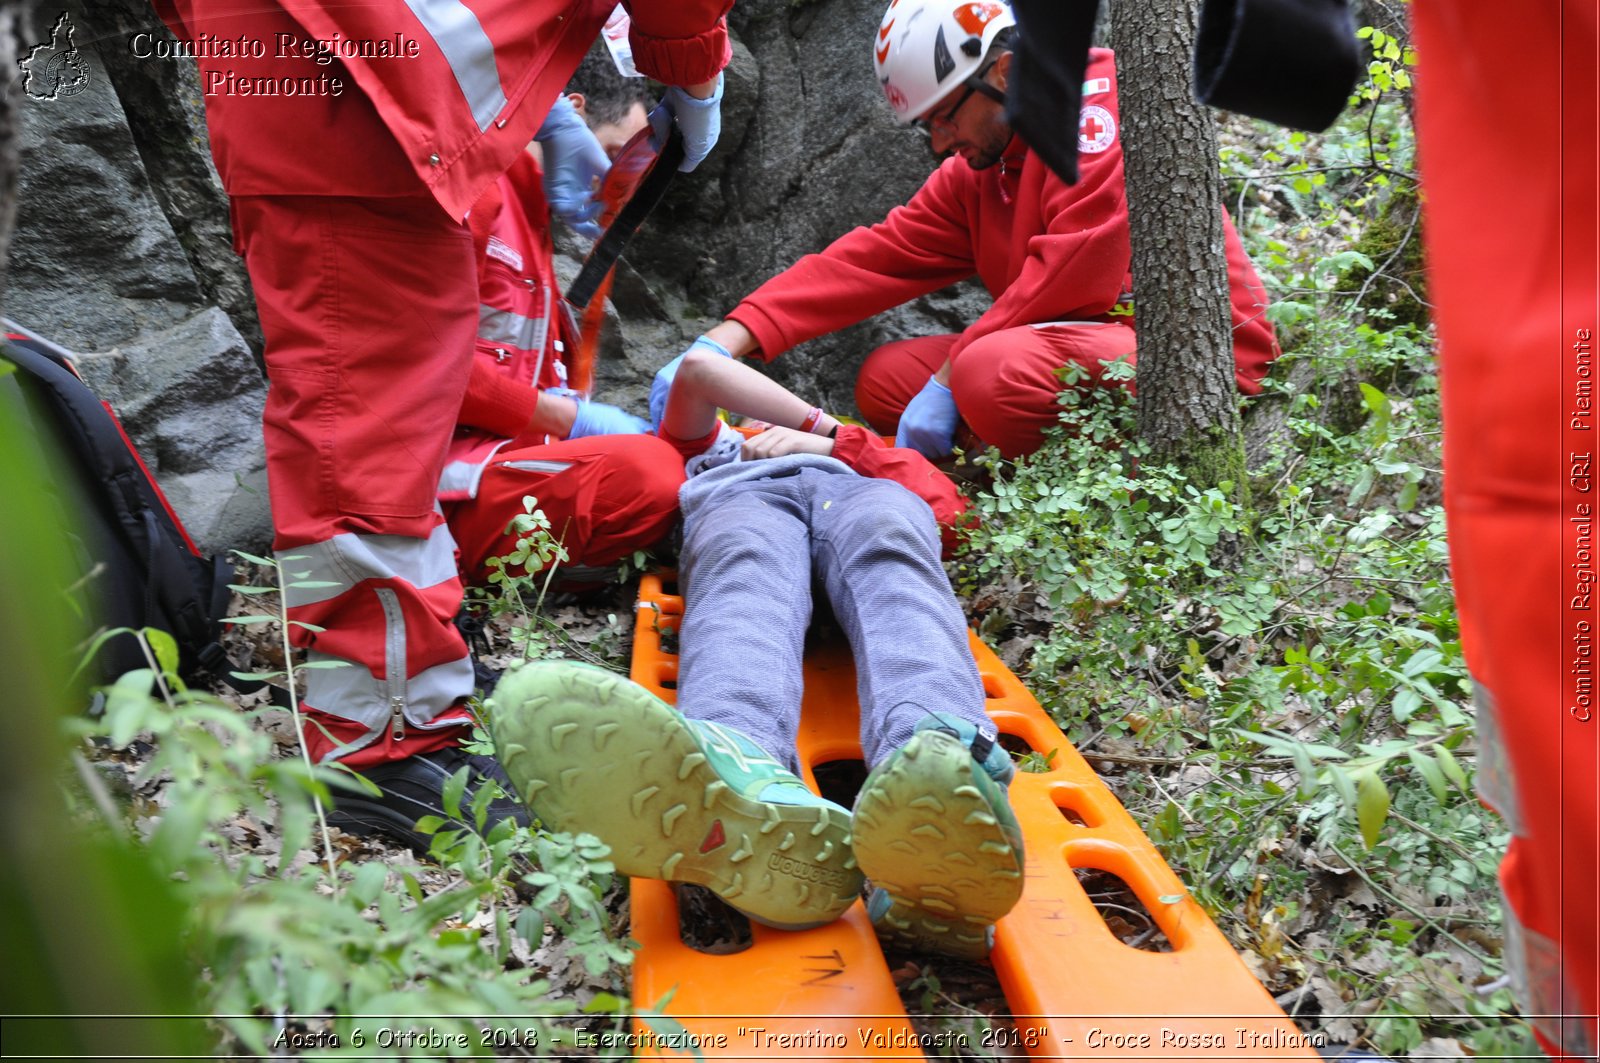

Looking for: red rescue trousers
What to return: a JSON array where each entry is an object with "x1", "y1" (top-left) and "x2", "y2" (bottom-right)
[
  {"x1": 445, "y1": 433, "x2": 685, "y2": 589},
  {"x1": 855, "y1": 321, "x2": 1138, "y2": 456},
  {"x1": 1414, "y1": 3, "x2": 1599, "y2": 1056},
  {"x1": 233, "y1": 194, "x2": 480, "y2": 768}
]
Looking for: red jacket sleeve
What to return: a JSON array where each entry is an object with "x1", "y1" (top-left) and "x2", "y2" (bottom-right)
[
  {"x1": 728, "y1": 163, "x2": 979, "y2": 361},
  {"x1": 458, "y1": 358, "x2": 538, "y2": 439},
  {"x1": 830, "y1": 425, "x2": 970, "y2": 558},
  {"x1": 623, "y1": 1, "x2": 733, "y2": 87}
]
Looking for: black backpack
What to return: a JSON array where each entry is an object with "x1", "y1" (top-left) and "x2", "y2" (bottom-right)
[{"x1": 1, "y1": 326, "x2": 254, "y2": 696}]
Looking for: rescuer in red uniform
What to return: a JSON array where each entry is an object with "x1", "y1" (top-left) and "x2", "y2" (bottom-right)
[
  {"x1": 650, "y1": 0, "x2": 1276, "y2": 462},
  {"x1": 154, "y1": 0, "x2": 733, "y2": 850},
  {"x1": 443, "y1": 61, "x2": 684, "y2": 597}
]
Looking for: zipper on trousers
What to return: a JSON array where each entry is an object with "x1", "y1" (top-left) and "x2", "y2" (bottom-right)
[{"x1": 375, "y1": 587, "x2": 407, "y2": 741}]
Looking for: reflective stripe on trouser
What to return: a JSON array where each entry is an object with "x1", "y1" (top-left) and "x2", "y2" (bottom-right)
[
  {"x1": 1501, "y1": 878, "x2": 1598, "y2": 1059},
  {"x1": 280, "y1": 523, "x2": 475, "y2": 758},
  {"x1": 1476, "y1": 680, "x2": 1596, "y2": 1059},
  {"x1": 444, "y1": 433, "x2": 685, "y2": 589},
  {"x1": 853, "y1": 324, "x2": 1137, "y2": 458},
  {"x1": 233, "y1": 193, "x2": 480, "y2": 761},
  {"x1": 676, "y1": 465, "x2": 985, "y2": 772}
]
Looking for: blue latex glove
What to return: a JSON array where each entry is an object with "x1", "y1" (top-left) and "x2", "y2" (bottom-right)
[
  {"x1": 569, "y1": 399, "x2": 650, "y2": 439},
  {"x1": 535, "y1": 95, "x2": 608, "y2": 238},
  {"x1": 647, "y1": 73, "x2": 724, "y2": 172},
  {"x1": 895, "y1": 376, "x2": 960, "y2": 458},
  {"x1": 650, "y1": 334, "x2": 733, "y2": 429}
]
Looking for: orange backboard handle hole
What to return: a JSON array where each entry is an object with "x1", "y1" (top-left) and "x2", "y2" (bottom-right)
[
  {"x1": 675, "y1": 883, "x2": 755, "y2": 956},
  {"x1": 810, "y1": 759, "x2": 868, "y2": 809},
  {"x1": 981, "y1": 671, "x2": 1006, "y2": 699},
  {"x1": 1059, "y1": 805, "x2": 1091, "y2": 828},
  {"x1": 997, "y1": 731, "x2": 1032, "y2": 757},
  {"x1": 1074, "y1": 865, "x2": 1173, "y2": 953},
  {"x1": 1049, "y1": 782, "x2": 1101, "y2": 828}
]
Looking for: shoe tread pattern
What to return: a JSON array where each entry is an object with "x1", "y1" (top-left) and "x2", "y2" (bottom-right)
[
  {"x1": 494, "y1": 662, "x2": 862, "y2": 930},
  {"x1": 854, "y1": 731, "x2": 1024, "y2": 960}
]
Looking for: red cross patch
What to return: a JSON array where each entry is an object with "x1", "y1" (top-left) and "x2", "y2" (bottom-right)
[{"x1": 1078, "y1": 104, "x2": 1116, "y2": 154}]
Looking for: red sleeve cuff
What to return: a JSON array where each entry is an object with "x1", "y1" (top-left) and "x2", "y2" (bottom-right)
[
  {"x1": 658, "y1": 422, "x2": 720, "y2": 464},
  {"x1": 726, "y1": 304, "x2": 786, "y2": 364},
  {"x1": 458, "y1": 358, "x2": 538, "y2": 439},
  {"x1": 630, "y1": 19, "x2": 732, "y2": 88},
  {"x1": 828, "y1": 423, "x2": 878, "y2": 466}
]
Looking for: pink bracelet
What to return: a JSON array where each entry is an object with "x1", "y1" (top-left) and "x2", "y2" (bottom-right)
[{"x1": 799, "y1": 406, "x2": 825, "y2": 434}]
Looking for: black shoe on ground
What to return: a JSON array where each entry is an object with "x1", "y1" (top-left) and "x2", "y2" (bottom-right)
[{"x1": 327, "y1": 745, "x2": 531, "y2": 854}]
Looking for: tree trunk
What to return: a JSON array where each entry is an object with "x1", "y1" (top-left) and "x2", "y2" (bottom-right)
[{"x1": 1110, "y1": 0, "x2": 1247, "y2": 496}]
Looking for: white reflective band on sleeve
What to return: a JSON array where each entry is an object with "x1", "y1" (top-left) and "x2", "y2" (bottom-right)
[
  {"x1": 1501, "y1": 886, "x2": 1597, "y2": 1057},
  {"x1": 478, "y1": 303, "x2": 548, "y2": 352},
  {"x1": 304, "y1": 646, "x2": 475, "y2": 748},
  {"x1": 280, "y1": 523, "x2": 460, "y2": 609},
  {"x1": 1471, "y1": 681, "x2": 1525, "y2": 837},
  {"x1": 402, "y1": 0, "x2": 508, "y2": 132}
]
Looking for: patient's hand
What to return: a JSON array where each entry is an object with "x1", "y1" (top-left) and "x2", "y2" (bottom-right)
[{"x1": 741, "y1": 425, "x2": 835, "y2": 461}]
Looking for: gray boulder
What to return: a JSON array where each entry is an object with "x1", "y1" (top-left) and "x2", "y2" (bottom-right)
[{"x1": 6, "y1": 0, "x2": 270, "y2": 554}]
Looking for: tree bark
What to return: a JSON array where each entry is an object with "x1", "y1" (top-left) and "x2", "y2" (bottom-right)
[{"x1": 1110, "y1": 0, "x2": 1247, "y2": 496}]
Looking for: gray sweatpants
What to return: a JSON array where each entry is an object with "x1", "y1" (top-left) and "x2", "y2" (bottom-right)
[{"x1": 676, "y1": 458, "x2": 987, "y2": 772}]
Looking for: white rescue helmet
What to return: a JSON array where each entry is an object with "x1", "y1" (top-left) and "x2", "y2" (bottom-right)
[{"x1": 873, "y1": 0, "x2": 1015, "y2": 124}]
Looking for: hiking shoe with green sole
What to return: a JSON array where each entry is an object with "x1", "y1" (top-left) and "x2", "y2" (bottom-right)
[
  {"x1": 491, "y1": 661, "x2": 863, "y2": 930},
  {"x1": 853, "y1": 714, "x2": 1024, "y2": 960}
]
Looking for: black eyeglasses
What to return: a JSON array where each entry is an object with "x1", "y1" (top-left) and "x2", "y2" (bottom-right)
[
  {"x1": 911, "y1": 74, "x2": 1006, "y2": 139},
  {"x1": 912, "y1": 83, "x2": 980, "y2": 138}
]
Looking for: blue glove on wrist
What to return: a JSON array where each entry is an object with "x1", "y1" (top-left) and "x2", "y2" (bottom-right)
[
  {"x1": 536, "y1": 95, "x2": 608, "y2": 239},
  {"x1": 650, "y1": 334, "x2": 733, "y2": 429},
  {"x1": 569, "y1": 399, "x2": 650, "y2": 439},
  {"x1": 894, "y1": 375, "x2": 959, "y2": 458},
  {"x1": 646, "y1": 73, "x2": 724, "y2": 172}
]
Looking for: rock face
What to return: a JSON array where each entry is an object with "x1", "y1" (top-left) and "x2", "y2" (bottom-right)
[
  {"x1": 6, "y1": 0, "x2": 269, "y2": 553},
  {"x1": 6, "y1": 0, "x2": 989, "y2": 554}
]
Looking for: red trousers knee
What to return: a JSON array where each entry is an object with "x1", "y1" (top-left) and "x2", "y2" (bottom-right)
[
  {"x1": 854, "y1": 322, "x2": 1138, "y2": 457},
  {"x1": 235, "y1": 193, "x2": 480, "y2": 766},
  {"x1": 446, "y1": 433, "x2": 685, "y2": 588}
]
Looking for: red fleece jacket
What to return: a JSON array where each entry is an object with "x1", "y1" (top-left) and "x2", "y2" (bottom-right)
[{"x1": 728, "y1": 48, "x2": 1277, "y2": 392}]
